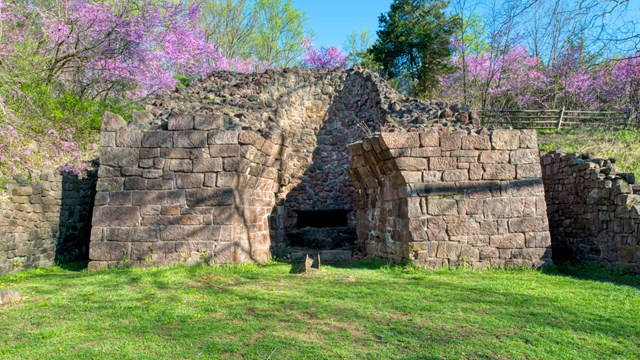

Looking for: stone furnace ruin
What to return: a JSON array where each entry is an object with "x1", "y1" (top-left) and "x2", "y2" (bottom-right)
[
  {"x1": 4, "y1": 68, "x2": 640, "y2": 276},
  {"x1": 88, "y1": 68, "x2": 552, "y2": 270}
]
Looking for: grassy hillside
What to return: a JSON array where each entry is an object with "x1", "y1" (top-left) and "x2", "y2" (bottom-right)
[
  {"x1": 0, "y1": 262, "x2": 639, "y2": 359},
  {"x1": 538, "y1": 129, "x2": 640, "y2": 176}
]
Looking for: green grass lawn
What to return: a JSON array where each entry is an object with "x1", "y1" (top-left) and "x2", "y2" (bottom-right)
[
  {"x1": 538, "y1": 129, "x2": 640, "y2": 176},
  {"x1": 0, "y1": 262, "x2": 639, "y2": 359}
]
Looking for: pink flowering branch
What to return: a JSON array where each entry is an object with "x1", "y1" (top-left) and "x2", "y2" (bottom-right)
[{"x1": 301, "y1": 37, "x2": 349, "y2": 69}]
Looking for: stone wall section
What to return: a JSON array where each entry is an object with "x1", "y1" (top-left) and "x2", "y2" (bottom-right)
[
  {"x1": 541, "y1": 152, "x2": 640, "y2": 273},
  {"x1": 141, "y1": 69, "x2": 475, "y2": 246},
  {"x1": 0, "y1": 170, "x2": 97, "y2": 276},
  {"x1": 349, "y1": 129, "x2": 552, "y2": 268},
  {"x1": 91, "y1": 68, "x2": 476, "y2": 268},
  {"x1": 90, "y1": 114, "x2": 284, "y2": 270}
]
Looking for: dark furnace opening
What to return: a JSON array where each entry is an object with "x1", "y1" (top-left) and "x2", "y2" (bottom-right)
[
  {"x1": 295, "y1": 210, "x2": 349, "y2": 229},
  {"x1": 286, "y1": 210, "x2": 356, "y2": 263}
]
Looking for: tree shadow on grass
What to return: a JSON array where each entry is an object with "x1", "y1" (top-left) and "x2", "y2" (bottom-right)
[
  {"x1": 544, "y1": 262, "x2": 640, "y2": 289},
  {"x1": 3, "y1": 261, "x2": 640, "y2": 359}
]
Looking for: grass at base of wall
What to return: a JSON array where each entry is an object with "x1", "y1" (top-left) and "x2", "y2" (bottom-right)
[
  {"x1": 555, "y1": 262, "x2": 640, "y2": 287},
  {"x1": 538, "y1": 129, "x2": 640, "y2": 177},
  {"x1": 0, "y1": 261, "x2": 639, "y2": 359}
]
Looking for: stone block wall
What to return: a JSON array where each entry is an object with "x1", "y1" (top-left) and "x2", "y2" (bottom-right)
[
  {"x1": 348, "y1": 129, "x2": 552, "y2": 268},
  {"x1": 90, "y1": 114, "x2": 283, "y2": 270},
  {"x1": 541, "y1": 152, "x2": 640, "y2": 273},
  {"x1": 0, "y1": 170, "x2": 97, "y2": 276},
  {"x1": 91, "y1": 68, "x2": 476, "y2": 268}
]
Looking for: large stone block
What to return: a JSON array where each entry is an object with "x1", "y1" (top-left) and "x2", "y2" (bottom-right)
[
  {"x1": 510, "y1": 149, "x2": 539, "y2": 165},
  {"x1": 519, "y1": 130, "x2": 538, "y2": 149},
  {"x1": 106, "y1": 227, "x2": 161, "y2": 242},
  {"x1": 160, "y1": 148, "x2": 190, "y2": 159},
  {"x1": 195, "y1": 114, "x2": 224, "y2": 130},
  {"x1": 89, "y1": 242, "x2": 130, "y2": 261},
  {"x1": 462, "y1": 135, "x2": 491, "y2": 150},
  {"x1": 411, "y1": 147, "x2": 441, "y2": 157},
  {"x1": 507, "y1": 179, "x2": 545, "y2": 197},
  {"x1": 460, "y1": 245, "x2": 480, "y2": 261},
  {"x1": 440, "y1": 135, "x2": 462, "y2": 150},
  {"x1": 101, "y1": 148, "x2": 139, "y2": 167},
  {"x1": 490, "y1": 233, "x2": 525, "y2": 249},
  {"x1": 436, "y1": 242, "x2": 461, "y2": 259},
  {"x1": 176, "y1": 174, "x2": 205, "y2": 189},
  {"x1": 479, "y1": 151, "x2": 510, "y2": 164},
  {"x1": 447, "y1": 220, "x2": 481, "y2": 236},
  {"x1": 124, "y1": 177, "x2": 146, "y2": 190},
  {"x1": 423, "y1": 171, "x2": 442, "y2": 183},
  {"x1": 491, "y1": 130, "x2": 520, "y2": 150},
  {"x1": 508, "y1": 217, "x2": 548, "y2": 233},
  {"x1": 96, "y1": 178, "x2": 124, "y2": 192},
  {"x1": 517, "y1": 164, "x2": 542, "y2": 179},
  {"x1": 169, "y1": 159, "x2": 192, "y2": 172},
  {"x1": 427, "y1": 198, "x2": 458, "y2": 215},
  {"x1": 142, "y1": 131, "x2": 173, "y2": 148},
  {"x1": 116, "y1": 131, "x2": 143, "y2": 147},
  {"x1": 208, "y1": 130, "x2": 239, "y2": 145},
  {"x1": 209, "y1": 145, "x2": 241, "y2": 157},
  {"x1": 101, "y1": 112, "x2": 127, "y2": 132},
  {"x1": 93, "y1": 206, "x2": 140, "y2": 227},
  {"x1": 442, "y1": 169, "x2": 468, "y2": 182},
  {"x1": 484, "y1": 198, "x2": 513, "y2": 219},
  {"x1": 525, "y1": 232, "x2": 551, "y2": 248},
  {"x1": 161, "y1": 225, "x2": 232, "y2": 241},
  {"x1": 100, "y1": 132, "x2": 116, "y2": 147},
  {"x1": 109, "y1": 191, "x2": 132, "y2": 206},
  {"x1": 479, "y1": 247, "x2": 499, "y2": 260},
  {"x1": 139, "y1": 148, "x2": 159, "y2": 159},
  {"x1": 131, "y1": 190, "x2": 185, "y2": 206},
  {"x1": 483, "y1": 164, "x2": 516, "y2": 180},
  {"x1": 204, "y1": 173, "x2": 217, "y2": 187},
  {"x1": 168, "y1": 114, "x2": 194, "y2": 130},
  {"x1": 185, "y1": 188, "x2": 235, "y2": 207},
  {"x1": 193, "y1": 158, "x2": 223, "y2": 172},
  {"x1": 420, "y1": 130, "x2": 439, "y2": 147},
  {"x1": 379, "y1": 132, "x2": 420, "y2": 149},
  {"x1": 173, "y1": 131, "x2": 208, "y2": 148},
  {"x1": 212, "y1": 206, "x2": 238, "y2": 225},
  {"x1": 395, "y1": 157, "x2": 428, "y2": 171},
  {"x1": 430, "y1": 157, "x2": 457, "y2": 171}
]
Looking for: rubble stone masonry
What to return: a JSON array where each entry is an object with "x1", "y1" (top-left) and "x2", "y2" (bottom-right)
[
  {"x1": 541, "y1": 152, "x2": 640, "y2": 273},
  {"x1": 0, "y1": 170, "x2": 97, "y2": 276}
]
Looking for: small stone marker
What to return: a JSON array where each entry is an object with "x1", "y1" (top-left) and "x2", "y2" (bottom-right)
[
  {"x1": 302, "y1": 254, "x2": 321, "y2": 272},
  {"x1": 303, "y1": 255, "x2": 313, "y2": 272},
  {"x1": 0, "y1": 290, "x2": 21, "y2": 305}
]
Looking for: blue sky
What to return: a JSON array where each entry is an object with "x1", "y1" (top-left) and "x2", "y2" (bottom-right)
[
  {"x1": 292, "y1": 0, "x2": 391, "y2": 48},
  {"x1": 292, "y1": 0, "x2": 640, "y2": 56}
]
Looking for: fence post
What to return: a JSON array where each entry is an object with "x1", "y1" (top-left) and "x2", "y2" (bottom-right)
[{"x1": 556, "y1": 106, "x2": 565, "y2": 130}]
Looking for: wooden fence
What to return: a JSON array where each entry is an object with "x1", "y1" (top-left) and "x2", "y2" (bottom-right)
[{"x1": 480, "y1": 108, "x2": 635, "y2": 130}]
